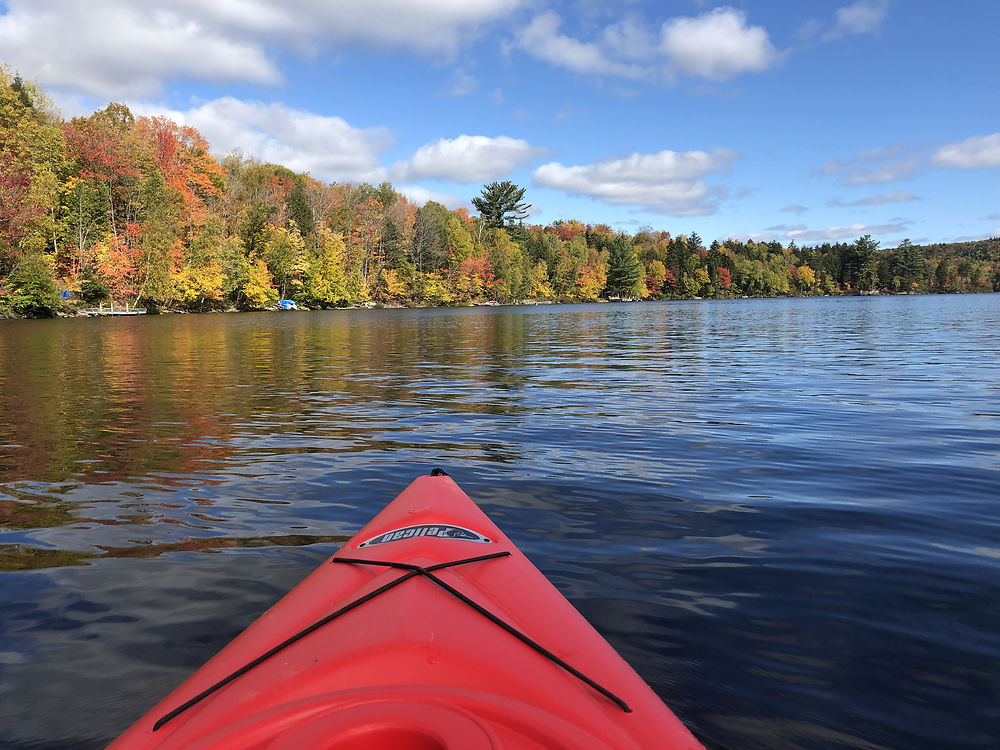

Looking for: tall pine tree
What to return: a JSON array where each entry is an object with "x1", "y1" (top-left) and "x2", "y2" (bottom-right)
[
  {"x1": 472, "y1": 181, "x2": 531, "y2": 228},
  {"x1": 605, "y1": 236, "x2": 643, "y2": 299}
]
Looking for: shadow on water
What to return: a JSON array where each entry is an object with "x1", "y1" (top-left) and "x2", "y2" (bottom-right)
[{"x1": 1, "y1": 297, "x2": 999, "y2": 749}]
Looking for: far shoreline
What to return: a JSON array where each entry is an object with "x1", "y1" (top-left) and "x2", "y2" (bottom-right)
[{"x1": 2, "y1": 288, "x2": 995, "y2": 323}]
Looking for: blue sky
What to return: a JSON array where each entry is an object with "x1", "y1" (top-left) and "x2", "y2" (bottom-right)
[{"x1": 2, "y1": 0, "x2": 998, "y2": 246}]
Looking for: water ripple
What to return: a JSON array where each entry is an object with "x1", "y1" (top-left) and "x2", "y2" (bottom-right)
[{"x1": 1, "y1": 295, "x2": 999, "y2": 749}]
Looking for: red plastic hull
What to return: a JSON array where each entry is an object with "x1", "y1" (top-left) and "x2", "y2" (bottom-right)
[{"x1": 110, "y1": 474, "x2": 703, "y2": 749}]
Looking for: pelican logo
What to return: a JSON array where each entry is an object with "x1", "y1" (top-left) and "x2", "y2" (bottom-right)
[{"x1": 358, "y1": 524, "x2": 492, "y2": 548}]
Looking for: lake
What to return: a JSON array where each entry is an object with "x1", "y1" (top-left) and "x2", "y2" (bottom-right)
[{"x1": 1, "y1": 295, "x2": 998, "y2": 749}]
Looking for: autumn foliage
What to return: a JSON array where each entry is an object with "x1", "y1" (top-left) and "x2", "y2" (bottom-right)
[{"x1": 1, "y1": 69, "x2": 998, "y2": 318}]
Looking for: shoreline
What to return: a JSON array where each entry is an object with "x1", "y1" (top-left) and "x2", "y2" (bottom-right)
[{"x1": 0, "y1": 289, "x2": 992, "y2": 321}]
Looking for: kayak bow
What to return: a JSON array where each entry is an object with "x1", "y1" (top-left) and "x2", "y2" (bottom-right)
[{"x1": 110, "y1": 471, "x2": 703, "y2": 749}]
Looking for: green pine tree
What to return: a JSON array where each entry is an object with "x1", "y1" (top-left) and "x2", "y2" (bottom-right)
[
  {"x1": 472, "y1": 181, "x2": 531, "y2": 229},
  {"x1": 605, "y1": 237, "x2": 643, "y2": 299}
]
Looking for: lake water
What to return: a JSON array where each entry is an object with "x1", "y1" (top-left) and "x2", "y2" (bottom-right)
[{"x1": 1, "y1": 295, "x2": 998, "y2": 749}]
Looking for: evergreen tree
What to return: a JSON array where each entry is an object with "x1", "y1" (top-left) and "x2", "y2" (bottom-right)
[
  {"x1": 286, "y1": 178, "x2": 314, "y2": 236},
  {"x1": 843, "y1": 234, "x2": 879, "y2": 290},
  {"x1": 1, "y1": 253, "x2": 62, "y2": 317},
  {"x1": 472, "y1": 181, "x2": 531, "y2": 229},
  {"x1": 688, "y1": 231, "x2": 703, "y2": 253},
  {"x1": 935, "y1": 259, "x2": 950, "y2": 290},
  {"x1": 605, "y1": 236, "x2": 643, "y2": 299},
  {"x1": 895, "y1": 239, "x2": 924, "y2": 290}
]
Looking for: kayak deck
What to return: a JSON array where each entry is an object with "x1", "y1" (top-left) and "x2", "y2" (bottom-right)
[{"x1": 110, "y1": 472, "x2": 703, "y2": 749}]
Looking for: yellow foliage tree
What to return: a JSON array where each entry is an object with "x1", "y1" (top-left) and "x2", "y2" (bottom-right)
[
  {"x1": 575, "y1": 251, "x2": 607, "y2": 300},
  {"x1": 445, "y1": 215, "x2": 475, "y2": 265},
  {"x1": 797, "y1": 263, "x2": 817, "y2": 290},
  {"x1": 1, "y1": 68, "x2": 67, "y2": 268},
  {"x1": 264, "y1": 223, "x2": 307, "y2": 299},
  {"x1": 372, "y1": 267, "x2": 408, "y2": 303},
  {"x1": 530, "y1": 259, "x2": 553, "y2": 299},
  {"x1": 173, "y1": 262, "x2": 225, "y2": 307},
  {"x1": 306, "y1": 227, "x2": 350, "y2": 306},
  {"x1": 420, "y1": 271, "x2": 455, "y2": 305},
  {"x1": 243, "y1": 256, "x2": 278, "y2": 309}
]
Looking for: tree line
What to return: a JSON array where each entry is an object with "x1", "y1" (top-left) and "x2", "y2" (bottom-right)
[{"x1": 1, "y1": 69, "x2": 997, "y2": 318}]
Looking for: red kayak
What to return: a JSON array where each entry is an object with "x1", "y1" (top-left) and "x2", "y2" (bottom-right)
[{"x1": 111, "y1": 471, "x2": 703, "y2": 749}]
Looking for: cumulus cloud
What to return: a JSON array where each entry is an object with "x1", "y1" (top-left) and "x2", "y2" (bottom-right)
[
  {"x1": 0, "y1": 0, "x2": 281, "y2": 98},
  {"x1": 600, "y1": 16, "x2": 659, "y2": 62},
  {"x1": 392, "y1": 135, "x2": 547, "y2": 183},
  {"x1": 136, "y1": 97, "x2": 392, "y2": 183},
  {"x1": 513, "y1": 7, "x2": 780, "y2": 85},
  {"x1": 830, "y1": 191, "x2": 921, "y2": 207},
  {"x1": 532, "y1": 148, "x2": 741, "y2": 216},
  {"x1": 278, "y1": 0, "x2": 518, "y2": 56},
  {"x1": 931, "y1": 133, "x2": 1000, "y2": 169},
  {"x1": 0, "y1": 0, "x2": 519, "y2": 98},
  {"x1": 660, "y1": 7, "x2": 782, "y2": 81},
  {"x1": 781, "y1": 204, "x2": 809, "y2": 214},
  {"x1": 395, "y1": 185, "x2": 469, "y2": 210},
  {"x1": 825, "y1": 1, "x2": 889, "y2": 40},
  {"x1": 515, "y1": 12, "x2": 645, "y2": 79}
]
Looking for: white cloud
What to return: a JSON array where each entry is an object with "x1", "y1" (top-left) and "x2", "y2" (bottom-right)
[
  {"x1": 136, "y1": 97, "x2": 392, "y2": 183},
  {"x1": 783, "y1": 220, "x2": 911, "y2": 243},
  {"x1": 825, "y1": 1, "x2": 889, "y2": 40},
  {"x1": 851, "y1": 143, "x2": 908, "y2": 164},
  {"x1": 0, "y1": 0, "x2": 520, "y2": 99},
  {"x1": 830, "y1": 191, "x2": 921, "y2": 207},
  {"x1": 931, "y1": 133, "x2": 1000, "y2": 169},
  {"x1": 660, "y1": 8, "x2": 782, "y2": 81},
  {"x1": 514, "y1": 8, "x2": 780, "y2": 85},
  {"x1": 795, "y1": 18, "x2": 825, "y2": 41},
  {"x1": 533, "y1": 148, "x2": 741, "y2": 216},
  {"x1": 816, "y1": 144, "x2": 924, "y2": 185},
  {"x1": 721, "y1": 231, "x2": 783, "y2": 244},
  {"x1": 278, "y1": 0, "x2": 518, "y2": 56},
  {"x1": 0, "y1": 0, "x2": 281, "y2": 98},
  {"x1": 843, "y1": 159, "x2": 920, "y2": 185},
  {"x1": 947, "y1": 231, "x2": 999, "y2": 243},
  {"x1": 393, "y1": 135, "x2": 547, "y2": 183},
  {"x1": 515, "y1": 12, "x2": 645, "y2": 79},
  {"x1": 47, "y1": 92, "x2": 95, "y2": 120},
  {"x1": 445, "y1": 68, "x2": 479, "y2": 97},
  {"x1": 601, "y1": 17, "x2": 658, "y2": 62},
  {"x1": 820, "y1": 134, "x2": 1000, "y2": 189},
  {"x1": 781, "y1": 204, "x2": 809, "y2": 214},
  {"x1": 395, "y1": 185, "x2": 469, "y2": 210}
]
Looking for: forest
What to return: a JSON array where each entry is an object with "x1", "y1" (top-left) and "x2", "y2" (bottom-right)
[{"x1": 2, "y1": 69, "x2": 998, "y2": 318}]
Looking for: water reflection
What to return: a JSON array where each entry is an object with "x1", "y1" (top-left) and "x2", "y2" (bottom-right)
[{"x1": 1, "y1": 297, "x2": 1000, "y2": 749}]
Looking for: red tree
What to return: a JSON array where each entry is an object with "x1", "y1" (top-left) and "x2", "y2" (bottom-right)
[
  {"x1": 0, "y1": 151, "x2": 42, "y2": 245},
  {"x1": 717, "y1": 266, "x2": 732, "y2": 290}
]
